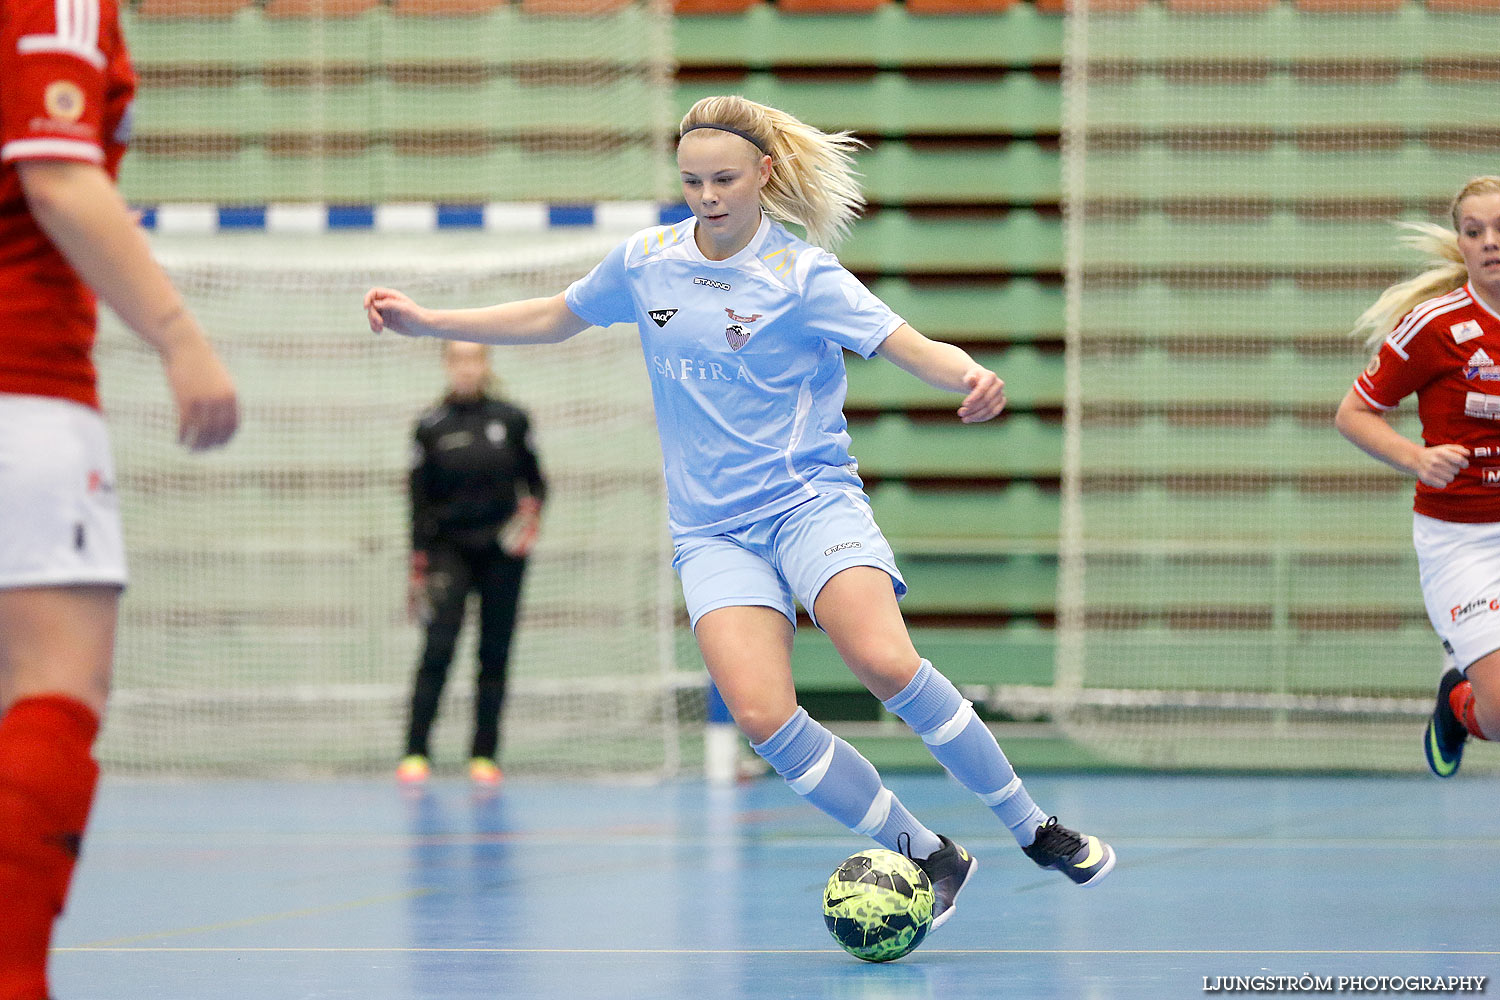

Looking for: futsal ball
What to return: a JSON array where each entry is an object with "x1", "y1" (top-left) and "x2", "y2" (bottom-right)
[{"x1": 822, "y1": 849, "x2": 935, "y2": 962}]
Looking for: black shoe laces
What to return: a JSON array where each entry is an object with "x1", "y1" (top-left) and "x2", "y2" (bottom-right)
[{"x1": 1032, "y1": 817, "x2": 1084, "y2": 857}]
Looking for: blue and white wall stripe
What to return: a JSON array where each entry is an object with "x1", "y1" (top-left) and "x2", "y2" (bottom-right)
[{"x1": 136, "y1": 201, "x2": 695, "y2": 235}]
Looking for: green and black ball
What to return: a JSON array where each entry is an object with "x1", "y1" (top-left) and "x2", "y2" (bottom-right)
[{"x1": 822, "y1": 849, "x2": 935, "y2": 962}]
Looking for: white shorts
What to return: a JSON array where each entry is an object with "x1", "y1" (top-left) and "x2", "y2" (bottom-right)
[
  {"x1": 0, "y1": 393, "x2": 127, "y2": 590},
  {"x1": 1414, "y1": 512, "x2": 1500, "y2": 671}
]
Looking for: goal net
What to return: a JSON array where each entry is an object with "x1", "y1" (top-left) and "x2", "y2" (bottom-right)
[
  {"x1": 1056, "y1": 0, "x2": 1500, "y2": 772},
  {"x1": 93, "y1": 0, "x2": 686, "y2": 776},
  {"x1": 98, "y1": 232, "x2": 688, "y2": 776}
]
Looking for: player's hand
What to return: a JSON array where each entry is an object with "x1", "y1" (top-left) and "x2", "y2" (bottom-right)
[
  {"x1": 1415, "y1": 444, "x2": 1470, "y2": 489},
  {"x1": 162, "y1": 337, "x2": 238, "y2": 451},
  {"x1": 365, "y1": 287, "x2": 428, "y2": 337},
  {"x1": 407, "y1": 551, "x2": 430, "y2": 623},
  {"x1": 499, "y1": 497, "x2": 542, "y2": 557},
  {"x1": 957, "y1": 365, "x2": 1006, "y2": 424}
]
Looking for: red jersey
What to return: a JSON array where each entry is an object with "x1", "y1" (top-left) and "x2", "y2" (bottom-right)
[
  {"x1": 1354, "y1": 282, "x2": 1500, "y2": 523},
  {"x1": 0, "y1": 0, "x2": 135, "y2": 409}
]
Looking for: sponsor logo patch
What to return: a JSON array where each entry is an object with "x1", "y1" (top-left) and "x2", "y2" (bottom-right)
[
  {"x1": 1451, "y1": 595, "x2": 1500, "y2": 623},
  {"x1": 1451, "y1": 320, "x2": 1485, "y2": 345},
  {"x1": 44, "y1": 80, "x2": 84, "y2": 123},
  {"x1": 1464, "y1": 347, "x2": 1500, "y2": 380},
  {"x1": 648, "y1": 308, "x2": 678, "y2": 328},
  {"x1": 725, "y1": 308, "x2": 763, "y2": 324},
  {"x1": 1485, "y1": 468, "x2": 1500, "y2": 487},
  {"x1": 694, "y1": 277, "x2": 731, "y2": 291},
  {"x1": 1464, "y1": 391, "x2": 1500, "y2": 420},
  {"x1": 823, "y1": 541, "x2": 863, "y2": 556}
]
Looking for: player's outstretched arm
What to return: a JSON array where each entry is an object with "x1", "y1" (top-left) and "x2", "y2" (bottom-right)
[
  {"x1": 18, "y1": 160, "x2": 238, "y2": 451},
  {"x1": 876, "y1": 323, "x2": 1006, "y2": 424},
  {"x1": 364, "y1": 288, "x2": 590, "y2": 346},
  {"x1": 1335, "y1": 388, "x2": 1469, "y2": 488}
]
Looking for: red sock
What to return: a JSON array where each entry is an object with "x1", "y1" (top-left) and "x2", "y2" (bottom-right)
[
  {"x1": 0, "y1": 696, "x2": 100, "y2": 1000},
  {"x1": 1449, "y1": 680, "x2": 1489, "y2": 741}
]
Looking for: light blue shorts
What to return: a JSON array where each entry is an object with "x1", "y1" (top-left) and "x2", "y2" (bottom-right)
[{"x1": 673, "y1": 489, "x2": 906, "y2": 631}]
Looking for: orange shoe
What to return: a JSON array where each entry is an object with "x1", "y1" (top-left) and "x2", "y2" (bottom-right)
[
  {"x1": 396, "y1": 754, "x2": 430, "y2": 785},
  {"x1": 468, "y1": 756, "x2": 503, "y2": 786}
]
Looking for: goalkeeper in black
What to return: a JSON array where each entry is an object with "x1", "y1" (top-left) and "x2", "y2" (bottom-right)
[{"x1": 397, "y1": 341, "x2": 546, "y2": 786}]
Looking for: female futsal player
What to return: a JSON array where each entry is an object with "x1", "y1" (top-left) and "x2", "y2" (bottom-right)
[
  {"x1": 366, "y1": 95, "x2": 1115, "y2": 927},
  {"x1": 1336, "y1": 175, "x2": 1500, "y2": 778},
  {"x1": 0, "y1": 1, "x2": 239, "y2": 995},
  {"x1": 398, "y1": 341, "x2": 546, "y2": 787}
]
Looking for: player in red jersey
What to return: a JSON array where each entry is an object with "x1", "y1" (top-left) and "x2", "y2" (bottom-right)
[
  {"x1": 0, "y1": 0, "x2": 238, "y2": 995},
  {"x1": 1336, "y1": 175, "x2": 1500, "y2": 778}
]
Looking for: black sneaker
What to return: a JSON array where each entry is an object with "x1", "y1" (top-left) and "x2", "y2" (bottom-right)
[
  {"x1": 910, "y1": 834, "x2": 977, "y2": 930},
  {"x1": 1425, "y1": 668, "x2": 1468, "y2": 779},
  {"x1": 1022, "y1": 817, "x2": 1116, "y2": 887}
]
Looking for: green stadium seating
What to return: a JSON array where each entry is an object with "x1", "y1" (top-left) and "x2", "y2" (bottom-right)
[
  {"x1": 1079, "y1": 346, "x2": 1364, "y2": 407},
  {"x1": 676, "y1": 72, "x2": 1061, "y2": 136},
  {"x1": 1077, "y1": 280, "x2": 1380, "y2": 343},
  {"x1": 1080, "y1": 213, "x2": 1437, "y2": 271},
  {"x1": 845, "y1": 346, "x2": 1062, "y2": 410},
  {"x1": 839, "y1": 210, "x2": 1062, "y2": 273},
  {"x1": 848, "y1": 413, "x2": 1063, "y2": 478},
  {"x1": 869, "y1": 481, "x2": 1059, "y2": 552},
  {"x1": 674, "y1": 1, "x2": 1061, "y2": 68},
  {"x1": 858, "y1": 141, "x2": 1059, "y2": 204},
  {"x1": 896, "y1": 554, "x2": 1058, "y2": 614},
  {"x1": 1080, "y1": 142, "x2": 1484, "y2": 204},
  {"x1": 790, "y1": 623, "x2": 1056, "y2": 690},
  {"x1": 1077, "y1": 414, "x2": 1420, "y2": 477},
  {"x1": 1077, "y1": 484, "x2": 1415, "y2": 553},
  {"x1": 865, "y1": 278, "x2": 1064, "y2": 341},
  {"x1": 1079, "y1": 2, "x2": 1500, "y2": 62}
]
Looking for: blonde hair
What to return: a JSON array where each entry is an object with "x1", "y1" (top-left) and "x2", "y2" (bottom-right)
[
  {"x1": 1353, "y1": 175, "x2": 1500, "y2": 350},
  {"x1": 678, "y1": 95, "x2": 865, "y2": 250}
]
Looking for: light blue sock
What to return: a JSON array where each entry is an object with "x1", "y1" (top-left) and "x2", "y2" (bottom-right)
[
  {"x1": 884, "y1": 659, "x2": 1048, "y2": 847},
  {"x1": 752, "y1": 707, "x2": 943, "y2": 858}
]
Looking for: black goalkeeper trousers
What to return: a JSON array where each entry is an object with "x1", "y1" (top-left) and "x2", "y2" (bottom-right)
[{"x1": 404, "y1": 540, "x2": 527, "y2": 760}]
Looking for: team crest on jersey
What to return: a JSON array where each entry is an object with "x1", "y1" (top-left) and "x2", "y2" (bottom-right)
[
  {"x1": 1451, "y1": 320, "x2": 1484, "y2": 345},
  {"x1": 725, "y1": 324, "x2": 751, "y2": 351},
  {"x1": 44, "y1": 80, "x2": 85, "y2": 124},
  {"x1": 1465, "y1": 347, "x2": 1500, "y2": 381},
  {"x1": 725, "y1": 308, "x2": 763, "y2": 324},
  {"x1": 649, "y1": 308, "x2": 678, "y2": 328}
]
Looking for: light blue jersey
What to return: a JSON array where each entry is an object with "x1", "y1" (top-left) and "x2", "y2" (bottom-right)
[{"x1": 565, "y1": 214, "x2": 904, "y2": 537}]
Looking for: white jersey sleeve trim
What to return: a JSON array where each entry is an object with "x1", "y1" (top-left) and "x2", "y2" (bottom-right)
[
  {"x1": 1353, "y1": 380, "x2": 1398, "y2": 412},
  {"x1": 0, "y1": 137, "x2": 103, "y2": 163},
  {"x1": 18, "y1": 0, "x2": 105, "y2": 69}
]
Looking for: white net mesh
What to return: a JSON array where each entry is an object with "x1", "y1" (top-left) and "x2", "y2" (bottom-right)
[
  {"x1": 97, "y1": 231, "x2": 688, "y2": 775},
  {"x1": 1057, "y1": 0, "x2": 1500, "y2": 772}
]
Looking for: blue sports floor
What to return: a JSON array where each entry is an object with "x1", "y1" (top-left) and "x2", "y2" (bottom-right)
[{"x1": 52, "y1": 772, "x2": 1499, "y2": 999}]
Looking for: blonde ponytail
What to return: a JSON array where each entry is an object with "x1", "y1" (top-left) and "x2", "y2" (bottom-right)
[
  {"x1": 1353, "y1": 175, "x2": 1500, "y2": 351},
  {"x1": 679, "y1": 96, "x2": 866, "y2": 250}
]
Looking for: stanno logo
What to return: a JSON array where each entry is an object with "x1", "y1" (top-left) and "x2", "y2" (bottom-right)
[
  {"x1": 823, "y1": 541, "x2": 862, "y2": 556},
  {"x1": 725, "y1": 308, "x2": 763, "y2": 323},
  {"x1": 694, "y1": 277, "x2": 731, "y2": 291},
  {"x1": 648, "y1": 308, "x2": 678, "y2": 328}
]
